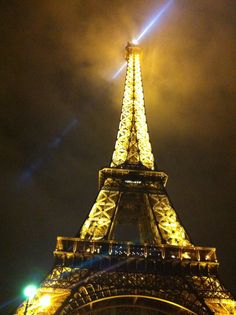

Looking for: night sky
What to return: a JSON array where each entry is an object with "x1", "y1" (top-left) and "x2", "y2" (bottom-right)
[{"x1": 0, "y1": 1, "x2": 236, "y2": 314}]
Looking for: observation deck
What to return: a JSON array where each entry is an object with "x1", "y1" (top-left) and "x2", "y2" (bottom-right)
[{"x1": 54, "y1": 237, "x2": 218, "y2": 275}]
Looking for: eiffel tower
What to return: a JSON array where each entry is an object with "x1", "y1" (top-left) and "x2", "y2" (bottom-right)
[{"x1": 15, "y1": 43, "x2": 235, "y2": 315}]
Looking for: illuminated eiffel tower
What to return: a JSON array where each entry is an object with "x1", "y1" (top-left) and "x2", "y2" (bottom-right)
[{"x1": 15, "y1": 43, "x2": 235, "y2": 315}]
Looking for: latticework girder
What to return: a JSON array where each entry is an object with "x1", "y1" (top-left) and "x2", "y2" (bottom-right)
[
  {"x1": 79, "y1": 187, "x2": 120, "y2": 240},
  {"x1": 14, "y1": 42, "x2": 236, "y2": 315},
  {"x1": 15, "y1": 252, "x2": 234, "y2": 315},
  {"x1": 79, "y1": 168, "x2": 191, "y2": 245},
  {"x1": 111, "y1": 43, "x2": 154, "y2": 170}
]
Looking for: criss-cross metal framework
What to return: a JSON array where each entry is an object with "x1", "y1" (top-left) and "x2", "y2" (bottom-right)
[
  {"x1": 15, "y1": 43, "x2": 235, "y2": 315},
  {"x1": 111, "y1": 45, "x2": 154, "y2": 170}
]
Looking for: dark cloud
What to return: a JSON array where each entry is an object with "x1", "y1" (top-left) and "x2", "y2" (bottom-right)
[{"x1": 0, "y1": 0, "x2": 235, "y2": 313}]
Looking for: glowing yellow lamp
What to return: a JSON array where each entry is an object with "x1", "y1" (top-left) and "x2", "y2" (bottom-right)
[{"x1": 39, "y1": 295, "x2": 51, "y2": 308}]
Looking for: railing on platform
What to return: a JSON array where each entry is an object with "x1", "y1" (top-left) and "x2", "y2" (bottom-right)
[{"x1": 54, "y1": 237, "x2": 217, "y2": 264}]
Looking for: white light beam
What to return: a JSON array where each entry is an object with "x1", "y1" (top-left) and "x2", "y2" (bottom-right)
[
  {"x1": 134, "y1": 0, "x2": 173, "y2": 43},
  {"x1": 112, "y1": 0, "x2": 173, "y2": 79},
  {"x1": 112, "y1": 62, "x2": 127, "y2": 80}
]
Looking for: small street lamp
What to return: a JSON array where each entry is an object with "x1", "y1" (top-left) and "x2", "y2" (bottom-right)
[{"x1": 23, "y1": 284, "x2": 37, "y2": 315}]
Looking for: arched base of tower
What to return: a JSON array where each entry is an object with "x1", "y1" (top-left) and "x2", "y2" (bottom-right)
[{"x1": 74, "y1": 295, "x2": 196, "y2": 315}]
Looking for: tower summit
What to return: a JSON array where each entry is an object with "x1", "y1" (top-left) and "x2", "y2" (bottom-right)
[{"x1": 15, "y1": 43, "x2": 235, "y2": 315}]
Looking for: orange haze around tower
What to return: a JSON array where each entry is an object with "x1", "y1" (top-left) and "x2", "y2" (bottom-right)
[{"x1": 0, "y1": 0, "x2": 235, "y2": 314}]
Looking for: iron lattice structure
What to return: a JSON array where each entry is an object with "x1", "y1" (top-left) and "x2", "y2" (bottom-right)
[{"x1": 15, "y1": 43, "x2": 235, "y2": 315}]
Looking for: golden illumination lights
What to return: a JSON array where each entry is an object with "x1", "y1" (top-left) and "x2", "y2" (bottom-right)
[
  {"x1": 111, "y1": 44, "x2": 154, "y2": 169},
  {"x1": 80, "y1": 187, "x2": 119, "y2": 240},
  {"x1": 149, "y1": 194, "x2": 191, "y2": 246},
  {"x1": 15, "y1": 288, "x2": 70, "y2": 315},
  {"x1": 39, "y1": 295, "x2": 51, "y2": 308},
  {"x1": 15, "y1": 42, "x2": 236, "y2": 315},
  {"x1": 80, "y1": 44, "x2": 193, "y2": 244}
]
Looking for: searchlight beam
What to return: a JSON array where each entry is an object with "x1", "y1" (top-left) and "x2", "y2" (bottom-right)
[{"x1": 112, "y1": 0, "x2": 173, "y2": 79}]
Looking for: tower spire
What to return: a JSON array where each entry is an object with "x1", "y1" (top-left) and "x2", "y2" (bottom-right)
[{"x1": 111, "y1": 42, "x2": 154, "y2": 170}]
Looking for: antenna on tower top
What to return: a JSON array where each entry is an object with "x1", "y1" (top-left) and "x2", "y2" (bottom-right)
[{"x1": 125, "y1": 41, "x2": 141, "y2": 59}]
